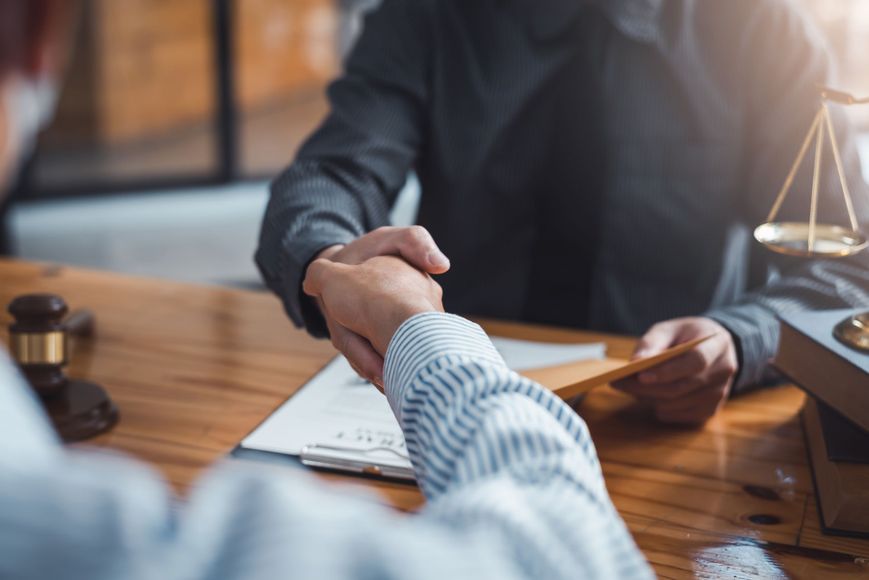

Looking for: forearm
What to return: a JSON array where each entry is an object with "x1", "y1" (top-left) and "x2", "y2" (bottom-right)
[
  {"x1": 384, "y1": 313, "x2": 651, "y2": 578},
  {"x1": 707, "y1": 255, "x2": 869, "y2": 391},
  {"x1": 255, "y1": 159, "x2": 393, "y2": 332},
  {"x1": 256, "y1": 0, "x2": 429, "y2": 334}
]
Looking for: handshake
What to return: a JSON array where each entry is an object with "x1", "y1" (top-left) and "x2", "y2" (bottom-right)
[
  {"x1": 303, "y1": 226, "x2": 450, "y2": 389},
  {"x1": 304, "y1": 226, "x2": 740, "y2": 424}
]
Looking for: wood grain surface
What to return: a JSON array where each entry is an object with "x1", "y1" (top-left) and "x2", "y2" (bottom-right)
[{"x1": 0, "y1": 258, "x2": 867, "y2": 579}]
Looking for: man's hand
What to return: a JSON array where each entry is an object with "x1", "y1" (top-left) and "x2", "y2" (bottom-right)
[
  {"x1": 306, "y1": 226, "x2": 450, "y2": 386},
  {"x1": 318, "y1": 226, "x2": 451, "y2": 272},
  {"x1": 611, "y1": 317, "x2": 738, "y2": 425},
  {"x1": 303, "y1": 256, "x2": 445, "y2": 386}
]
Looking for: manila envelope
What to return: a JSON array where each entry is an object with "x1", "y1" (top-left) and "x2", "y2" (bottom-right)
[{"x1": 520, "y1": 335, "x2": 713, "y2": 401}]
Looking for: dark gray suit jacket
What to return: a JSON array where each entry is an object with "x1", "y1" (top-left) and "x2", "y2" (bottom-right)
[{"x1": 256, "y1": 0, "x2": 869, "y2": 391}]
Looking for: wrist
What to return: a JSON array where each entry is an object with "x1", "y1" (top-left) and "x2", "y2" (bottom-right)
[
  {"x1": 705, "y1": 317, "x2": 738, "y2": 352},
  {"x1": 383, "y1": 313, "x2": 505, "y2": 416},
  {"x1": 378, "y1": 301, "x2": 442, "y2": 354},
  {"x1": 304, "y1": 245, "x2": 345, "y2": 319},
  {"x1": 315, "y1": 244, "x2": 344, "y2": 262}
]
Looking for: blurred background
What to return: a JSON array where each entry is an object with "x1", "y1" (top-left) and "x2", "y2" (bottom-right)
[{"x1": 2, "y1": 0, "x2": 868, "y2": 288}]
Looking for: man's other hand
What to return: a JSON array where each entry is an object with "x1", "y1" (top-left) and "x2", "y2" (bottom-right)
[
  {"x1": 303, "y1": 255, "x2": 445, "y2": 388},
  {"x1": 306, "y1": 227, "x2": 450, "y2": 387},
  {"x1": 611, "y1": 317, "x2": 738, "y2": 425}
]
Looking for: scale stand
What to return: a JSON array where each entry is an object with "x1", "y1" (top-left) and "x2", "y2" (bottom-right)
[{"x1": 753, "y1": 87, "x2": 869, "y2": 353}]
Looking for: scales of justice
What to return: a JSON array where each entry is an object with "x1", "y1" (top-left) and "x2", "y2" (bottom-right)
[{"x1": 752, "y1": 86, "x2": 869, "y2": 353}]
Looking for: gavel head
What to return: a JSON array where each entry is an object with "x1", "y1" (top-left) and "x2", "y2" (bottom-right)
[
  {"x1": 6, "y1": 294, "x2": 117, "y2": 441},
  {"x1": 8, "y1": 294, "x2": 70, "y2": 397}
]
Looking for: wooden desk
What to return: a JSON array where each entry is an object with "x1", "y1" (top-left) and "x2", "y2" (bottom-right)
[{"x1": 1, "y1": 259, "x2": 867, "y2": 578}]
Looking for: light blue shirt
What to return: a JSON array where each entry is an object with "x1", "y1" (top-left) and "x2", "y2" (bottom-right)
[{"x1": 0, "y1": 312, "x2": 652, "y2": 579}]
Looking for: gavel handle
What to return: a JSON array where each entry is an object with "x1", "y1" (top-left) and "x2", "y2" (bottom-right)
[{"x1": 65, "y1": 309, "x2": 95, "y2": 338}]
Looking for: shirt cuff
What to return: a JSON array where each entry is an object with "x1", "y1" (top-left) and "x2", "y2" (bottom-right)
[
  {"x1": 383, "y1": 312, "x2": 507, "y2": 419},
  {"x1": 255, "y1": 231, "x2": 356, "y2": 337},
  {"x1": 706, "y1": 303, "x2": 780, "y2": 393}
]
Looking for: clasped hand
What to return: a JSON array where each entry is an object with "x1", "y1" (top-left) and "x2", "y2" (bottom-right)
[
  {"x1": 612, "y1": 317, "x2": 739, "y2": 425},
  {"x1": 303, "y1": 227, "x2": 448, "y2": 388}
]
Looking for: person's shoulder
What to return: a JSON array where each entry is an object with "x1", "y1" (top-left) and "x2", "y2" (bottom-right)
[
  {"x1": 345, "y1": 0, "x2": 441, "y2": 83},
  {"x1": 359, "y1": 0, "x2": 442, "y2": 37},
  {"x1": 692, "y1": 0, "x2": 824, "y2": 49},
  {"x1": 684, "y1": 0, "x2": 829, "y2": 73},
  {"x1": 368, "y1": 0, "x2": 492, "y2": 21},
  {"x1": 692, "y1": 0, "x2": 800, "y2": 21},
  {"x1": 735, "y1": 0, "x2": 810, "y2": 21}
]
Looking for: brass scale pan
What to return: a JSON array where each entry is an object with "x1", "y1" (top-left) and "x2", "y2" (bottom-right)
[{"x1": 753, "y1": 88, "x2": 869, "y2": 353}]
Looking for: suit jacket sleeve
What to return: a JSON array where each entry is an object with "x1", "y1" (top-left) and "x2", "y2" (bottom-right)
[{"x1": 255, "y1": 0, "x2": 432, "y2": 336}]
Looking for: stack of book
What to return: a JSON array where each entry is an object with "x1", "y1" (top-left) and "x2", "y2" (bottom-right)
[{"x1": 775, "y1": 309, "x2": 869, "y2": 537}]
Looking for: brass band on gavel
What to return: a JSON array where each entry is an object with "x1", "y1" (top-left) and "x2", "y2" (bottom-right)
[{"x1": 10, "y1": 330, "x2": 68, "y2": 366}]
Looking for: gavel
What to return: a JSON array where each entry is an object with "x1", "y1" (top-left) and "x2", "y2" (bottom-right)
[{"x1": 8, "y1": 294, "x2": 118, "y2": 442}]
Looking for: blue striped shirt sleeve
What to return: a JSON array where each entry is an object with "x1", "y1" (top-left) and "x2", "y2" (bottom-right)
[{"x1": 384, "y1": 312, "x2": 652, "y2": 579}]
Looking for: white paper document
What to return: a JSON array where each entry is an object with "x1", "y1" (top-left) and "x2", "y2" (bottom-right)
[{"x1": 240, "y1": 337, "x2": 605, "y2": 480}]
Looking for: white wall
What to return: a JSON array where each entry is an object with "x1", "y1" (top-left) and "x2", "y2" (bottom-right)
[
  {"x1": 10, "y1": 183, "x2": 270, "y2": 286},
  {"x1": 9, "y1": 175, "x2": 420, "y2": 286}
]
